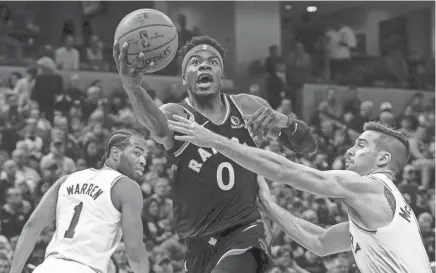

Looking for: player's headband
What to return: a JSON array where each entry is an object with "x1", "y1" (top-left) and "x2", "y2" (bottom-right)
[{"x1": 181, "y1": 44, "x2": 223, "y2": 76}]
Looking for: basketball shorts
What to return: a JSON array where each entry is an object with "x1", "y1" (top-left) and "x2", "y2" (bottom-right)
[
  {"x1": 32, "y1": 257, "x2": 95, "y2": 273},
  {"x1": 183, "y1": 220, "x2": 273, "y2": 273}
]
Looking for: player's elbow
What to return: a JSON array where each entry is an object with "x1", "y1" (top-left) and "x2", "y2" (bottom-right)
[
  {"x1": 312, "y1": 236, "x2": 329, "y2": 257},
  {"x1": 22, "y1": 219, "x2": 43, "y2": 235}
]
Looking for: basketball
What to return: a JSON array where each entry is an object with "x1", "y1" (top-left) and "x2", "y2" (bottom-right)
[{"x1": 114, "y1": 9, "x2": 178, "y2": 73}]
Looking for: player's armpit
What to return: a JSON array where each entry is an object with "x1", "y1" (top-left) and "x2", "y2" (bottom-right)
[
  {"x1": 155, "y1": 103, "x2": 189, "y2": 151},
  {"x1": 112, "y1": 177, "x2": 149, "y2": 273},
  {"x1": 160, "y1": 103, "x2": 190, "y2": 153},
  {"x1": 319, "y1": 222, "x2": 352, "y2": 256}
]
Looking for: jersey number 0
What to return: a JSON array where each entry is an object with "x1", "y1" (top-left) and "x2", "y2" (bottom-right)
[
  {"x1": 217, "y1": 162, "x2": 235, "y2": 191},
  {"x1": 64, "y1": 202, "x2": 83, "y2": 239}
]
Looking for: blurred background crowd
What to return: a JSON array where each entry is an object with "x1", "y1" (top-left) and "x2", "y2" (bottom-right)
[{"x1": 0, "y1": 1, "x2": 434, "y2": 273}]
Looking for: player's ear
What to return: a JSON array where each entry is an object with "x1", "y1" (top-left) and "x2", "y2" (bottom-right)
[
  {"x1": 377, "y1": 151, "x2": 391, "y2": 167},
  {"x1": 111, "y1": 147, "x2": 121, "y2": 161},
  {"x1": 182, "y1": 74, "x2": 186, "y2": 86}
]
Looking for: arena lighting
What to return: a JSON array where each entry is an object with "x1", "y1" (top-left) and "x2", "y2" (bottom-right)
[
  {"x1": 306, "y1": 6, "x2": 317, "y2": 12},
  {"x1": 285, "y1": 4, "x2": 292, "y2": 10}
]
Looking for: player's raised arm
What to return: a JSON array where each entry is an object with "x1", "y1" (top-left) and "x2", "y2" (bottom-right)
[
  {"x1": 233, "y1": 94, "x2": 317, "y2": 153},
  {"x1": 112, "y1": 177, "x2": 150, "y2": 273},
  {"x1": 9, "y1": 175, "x2": 69, "y2": 273},
  {"x1": 257, "y1": 177, "x2": 351, "y2": 257},
  {"x1": 113, "y1": 41, "x2": 171, "y2": 142}
]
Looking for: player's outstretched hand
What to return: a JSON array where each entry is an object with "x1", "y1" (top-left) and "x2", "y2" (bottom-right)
[
  {"x1": 243, "y1": 106, "x2": 290, "y2": 137},
  {"x1": 168, "y1": 115, "x2": 217, "y2": 148},
  {"x1": 113, "y1": 40, "x2": 153, "y2": 86},
  {"x1": 256, "y1": 177, "x2": 274, "y2": 213}
]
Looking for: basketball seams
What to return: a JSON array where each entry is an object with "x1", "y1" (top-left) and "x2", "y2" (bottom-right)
[
  {"x1": 125, "y1": 35, "x2": 178, "y2": 54},
  {"x1": 117, "y1": 24, "x2": 176, "y2": 39}
]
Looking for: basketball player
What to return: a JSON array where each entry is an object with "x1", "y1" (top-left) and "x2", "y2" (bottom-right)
[
  {"x1": 9, "y1": 129, "x2": 150, "y2": 273},
  {"x1": 167, "y1": 117, "x2": 432, "y2": 273},
  {"x1": 112, "y1": 35, "x2": 316, "y2": 273}
]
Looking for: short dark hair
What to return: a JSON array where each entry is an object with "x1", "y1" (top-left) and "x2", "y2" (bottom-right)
[
  {"x1": 363, "y1": 121, "x2": 410, "y2": 173},
  {"x1": 98, "y1": 129, "x2": 144, "y2": 168},
  {"x1": 177, "y1": 35, "x2": 226, "y2": 64}
]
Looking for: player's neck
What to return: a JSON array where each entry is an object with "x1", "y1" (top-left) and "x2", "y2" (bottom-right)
[
  {"x1": 190, "y1": 93, "x2": 226, "y2": 121},
  {"x1": 103, "y1": 161, "x2": 117, "y2": 171}
]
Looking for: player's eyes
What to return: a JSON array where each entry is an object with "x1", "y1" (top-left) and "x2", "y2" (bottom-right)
[
  {"x1": 192, "y1": 60, "x2": 200, "y2": 65},
  {"x1": 210, "y1": 60, "x2": 218, "y2": 65},
  {"x1": 135, "y1": 151, "x2": 141, "y2": 156}
]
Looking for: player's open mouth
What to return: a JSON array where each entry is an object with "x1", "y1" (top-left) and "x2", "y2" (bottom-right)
[{"x1": 196, "y1": 74, "x2": 213, "y2": 88}]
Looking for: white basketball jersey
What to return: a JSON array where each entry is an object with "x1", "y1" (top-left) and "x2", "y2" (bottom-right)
[
  {"x1": 45, "y1": 168, "x2": 125, "y2": 273},
  {"x1": 349, "y1": 172, "x2": 431, "y2": 273}
]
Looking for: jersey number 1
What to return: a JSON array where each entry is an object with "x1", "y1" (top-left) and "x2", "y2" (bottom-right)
[{"x1": 64, "y1": 202, "x2": 83, "y2": 239}]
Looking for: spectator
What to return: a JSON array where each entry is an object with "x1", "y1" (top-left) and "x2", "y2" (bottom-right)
[
  {"x1": 318, "y1": 88, "x2": 343, "y2": 119},
  {"x1": 385, "y1": 49, "x2": 410, "y2": 88},
  {"x1": 0, "y1": 160, "x2": 17, "y2": 205},
  {"x1": 409, "y1": 126, "x2": 434, "y2": 188},
  {"x1": 22, "y1": 118, "x2": 43, "y2": 154},
  {"x1": 55, "y1": 35, "x2": 79, "y2": 70},
  {"x1": 325, "y1": 22, "x2": 356, "y2": 84},
  {"x1": 11, "y1": 149, "x2": 40, "y2": 193},
  {"x1": 40, "y1": 137, "x2": 76, "y2": 175},
  {"x1": 378, "y1": 102, "x2": 396, "y2": 128},
  {"x1": 404, "y1": 92, "x2": 424, "y2": 118},
  {"x1": 0, "y1": 251, "x2": 10, "y2": 273},
  {"x1": 265, "y1": 45, "x2": 281, "y2": 76},
  {"x1": 66, "y1": 74, "x2": 85, "y2": 104},
  {"x1": 113, "y1": 242, "x2": 130, "y2": 273},
  {"x1": 348, "y1": 100, "x2": 374, "y2": 133},
  {"x1": 15, "y1": 66, "x2": 37, "y2": 114},
  {"x1": 408, "y1": 48, "x2": 428, "y2": 89},
  {"x1": 399, "y1": 115, "x2": 418, "y2": 138},
  {"x1": 83, "y1": 136, "x2": 103, "y2": 168},
  {"x1": 265, "y1": 61, "x2": 289, "y2": 110},
  {"x1": 177, "y1": 14, "x2": 194, "y2": 49},
  {"x1": 342, "y1": 86, "x2": 361, "y2": 116},
  {"x1": 142, "y1": 198, "x2": 172, "y2": 249},
  {"x1": 287, "y1": 42, "x2": 312, "y2": 79},
  {"x1": 0, "y1": 187, "x2": 32, "y2": 239},
  {"x1": 85, "y1": 35, "x2": 105, "y2": 71},
  {"x1": 32, "y1": 58, "x2": 63, "y2": 124},
  {"x1": 398, "y1": 164, "x2": 420, "y2": 207}
]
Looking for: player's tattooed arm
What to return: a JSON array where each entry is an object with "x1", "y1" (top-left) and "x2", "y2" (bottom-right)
[{"x1": 384, "y1": 186, "x2": 396, "y2": 214}]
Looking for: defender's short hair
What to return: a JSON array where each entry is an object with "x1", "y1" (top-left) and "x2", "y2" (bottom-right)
[
  {"x1": 363, "y1": 121, "x2": 410, "y2": 172},
  {"x1": 177, "y1": 35, "x2": 226, "y2": 64}
]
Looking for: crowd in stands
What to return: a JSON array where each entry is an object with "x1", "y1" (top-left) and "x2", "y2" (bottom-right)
[{"x1": 0, "y1": 56, "x2": 433, "y2": 273}]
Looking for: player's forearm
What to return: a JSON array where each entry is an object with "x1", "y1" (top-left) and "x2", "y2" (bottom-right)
[
  {"x1": 126, "y1": 246, "x2": 150, "y2": 273},
  {"x1": 263, "y1": 200, "x2": 326, "y2": 256},
  {"x1": 9, "y1": 227, "x2": 39, "y2": 273},
  {"x1": 211, "y1": 134, "x2": 337, "y2": 196},
  {"x1": 277, "y1": 119, "x2": 317, "y2": 153},
  {"x1": 122, "y1": 82, "x2": 169, "y2": 138}
]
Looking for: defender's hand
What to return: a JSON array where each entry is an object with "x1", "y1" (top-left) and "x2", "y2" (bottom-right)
[
  {"x1": 113, "y1": 40, "x2": 153, "y2": 87},
  {"x1": 244, "y1": 106, "x2": 290, "y2": 137},
  {"x1": 167, "y1": 115, "x2": 217, "y2": 148}
]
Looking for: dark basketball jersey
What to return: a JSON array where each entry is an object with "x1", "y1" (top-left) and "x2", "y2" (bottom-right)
[{"x1": 168, "y1": 94, "x2": 261, "y2": 239}]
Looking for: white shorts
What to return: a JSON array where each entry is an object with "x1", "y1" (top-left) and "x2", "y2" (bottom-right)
[{"x1": 33, "y1": 257, "x2": 96, "y2": 273}]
